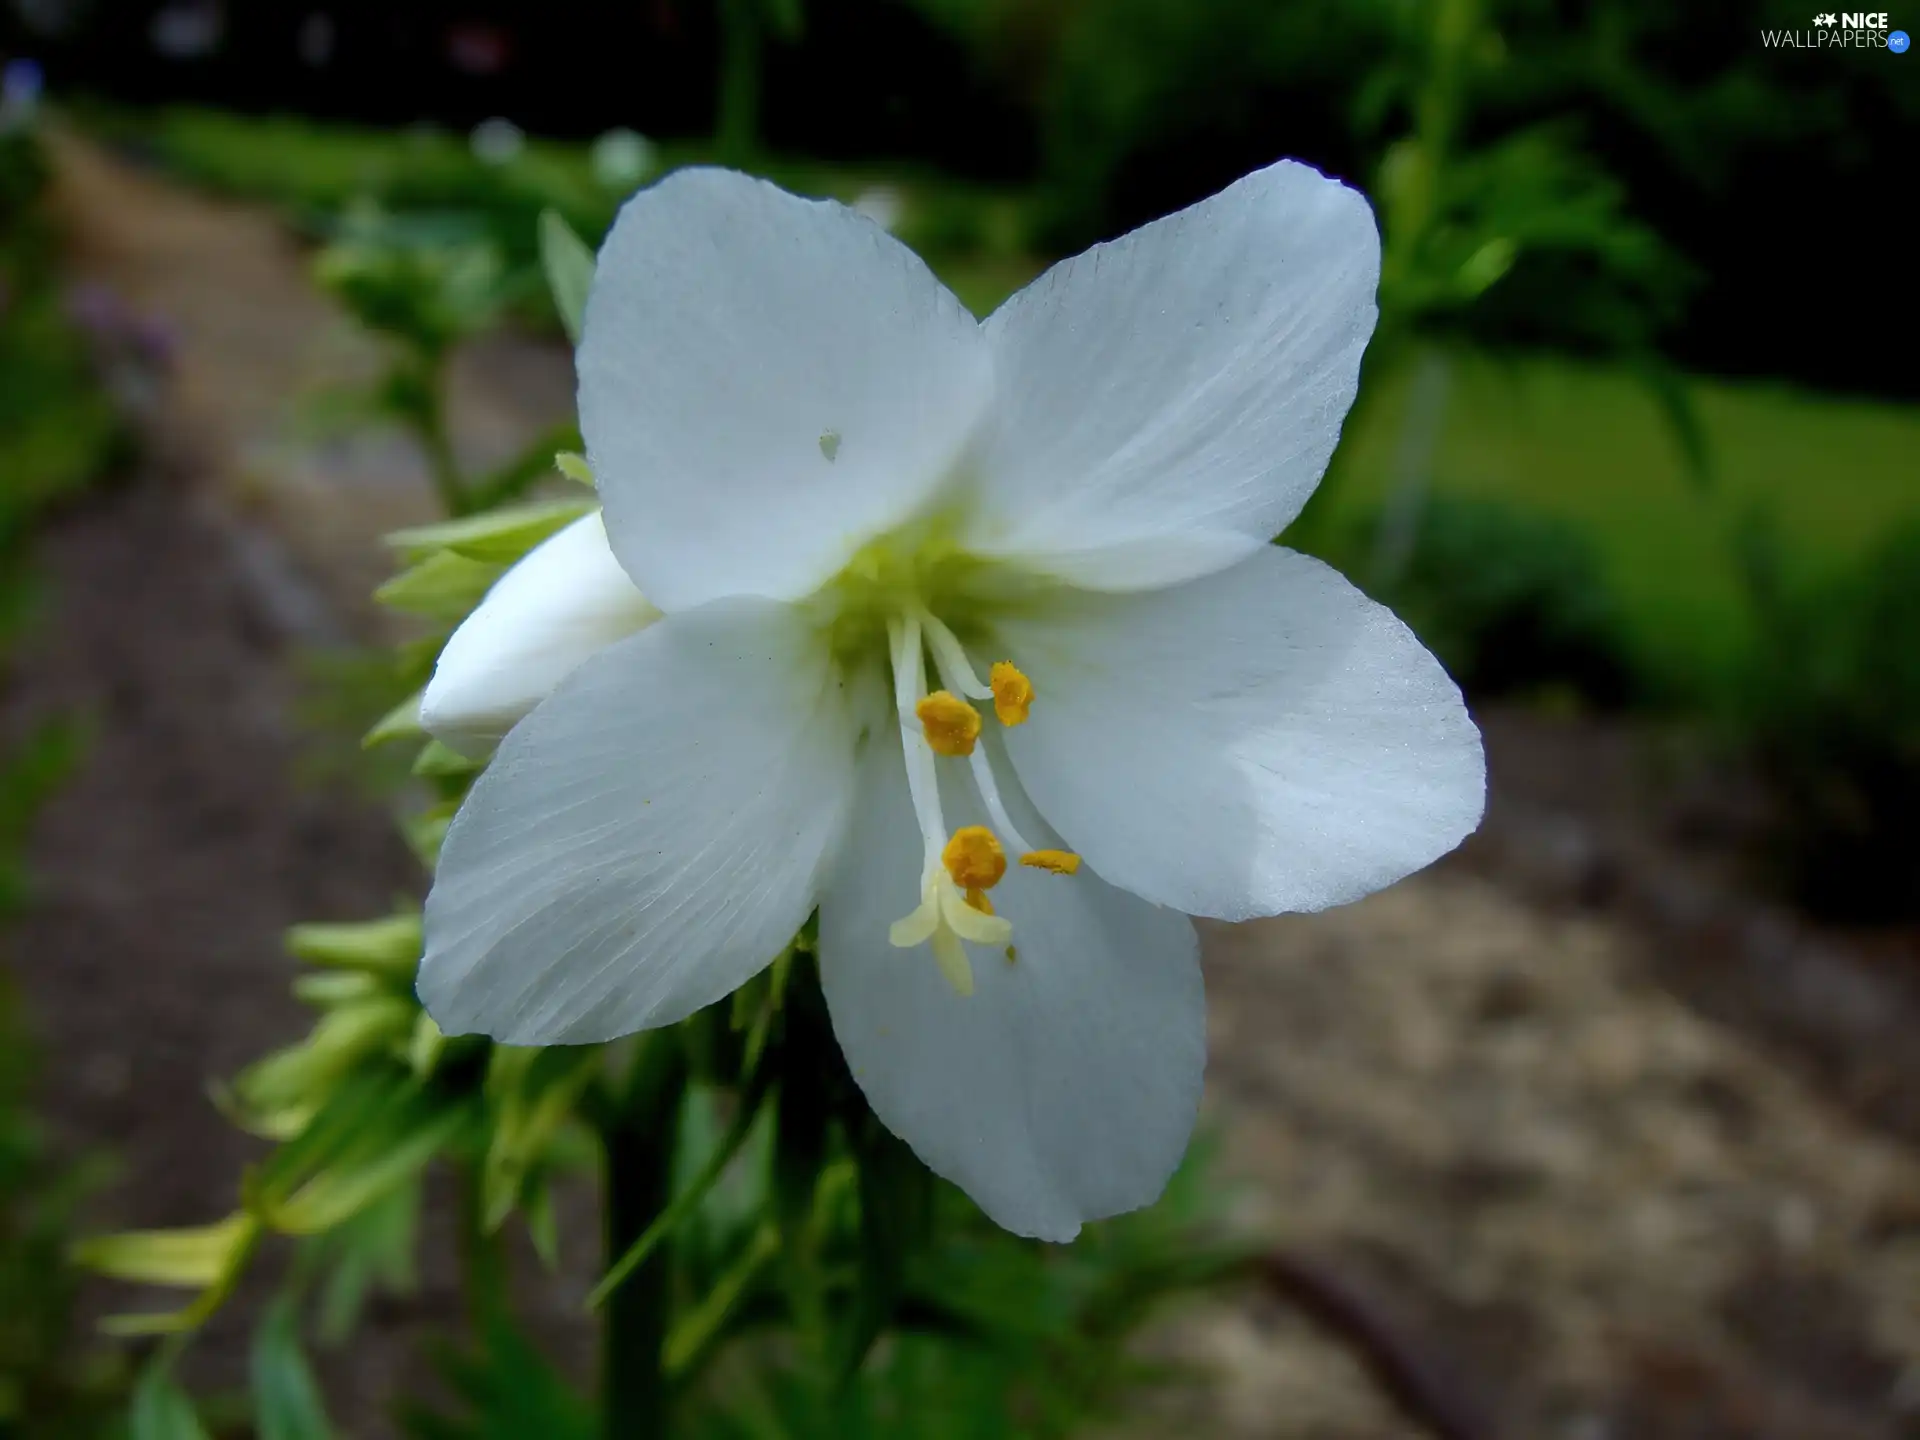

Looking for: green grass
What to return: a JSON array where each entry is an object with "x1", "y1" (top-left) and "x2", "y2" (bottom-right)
[{"x1": 1313, "y1": 351, "x2": 1920, "y2": 694}]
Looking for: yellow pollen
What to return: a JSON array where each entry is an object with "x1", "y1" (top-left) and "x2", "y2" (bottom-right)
[
  {"x1": 942, "y1": 826, "x2": 1006, "y2": 891},
  {"x1": 989, "y1": 662, "x2": 1033, "y2": 726},
  {"x1": 964, "y1": 887, "x2": 994, "y2": 916},
  {"x1": 915, "y1": 691, "x2": 981, "y2": 757},
  {"x1": 1020, "y1": 849, "x2": 1081, "y2": 876}
]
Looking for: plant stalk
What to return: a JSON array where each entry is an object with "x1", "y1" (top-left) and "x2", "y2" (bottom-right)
[{"x1": 600, "y1": 1038, "x2": 686, "y2": 1439}]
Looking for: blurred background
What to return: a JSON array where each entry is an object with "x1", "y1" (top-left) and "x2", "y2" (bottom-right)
[{"x1": 2, "y1": 1, "x2": 1917, "y2": 1437}]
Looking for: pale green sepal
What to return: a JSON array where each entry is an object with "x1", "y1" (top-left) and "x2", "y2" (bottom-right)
[
  {"x1": 362, "y1": 690, "x2": 425, "y2": 749},
  {"x1": 384, "y1": 498, "x2": 593, "y2": 565},
  {"x1": 539, "y1": 210, "x2": 596, "y2": 345},
  {"x1": 291, "y1": 971, "x2": 382, "y2": 1009},
  {"x1": 402, "y1": 803, "x2": 456, "y2": 869},
  {"x1": 285, "y1": 914, "x2": 423, "y2": 978},
  {"x1": 94, "y1": 1215, "x2": 264, "y2": 1337},
  {"x1": 412, "y1": 738, "x2": 481, "y2": 779},
  {"x1": 408, "y1": 1012, "x2": 447, "y2": 1077},
  {"x1": 373, "y1": 550, "x2": 502, "y2": 620},
  {"x1": 74, "y1": 1213, "x2": 257, "y2": 1289}
]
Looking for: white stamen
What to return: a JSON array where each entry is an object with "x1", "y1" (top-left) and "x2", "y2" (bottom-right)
[
  {"x1": 922, "y1": 627, "x2": 1042, "y2": 856},
  {"x1": 917, "y1": 607, "x2": 993, "y2": 700}
]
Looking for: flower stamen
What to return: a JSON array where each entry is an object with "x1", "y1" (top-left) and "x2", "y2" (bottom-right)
[
  {"x1": 942, "y1": 825, "x2": 1006, "y2": 891},
  {"x1": 990, "y1": 662, "x2": 1034, "y2": 726},
  {"x1": 917, "y1": 609, "x2": 993, "y2": 700},
  {"x1": 1020, "y1": 849, "x2": 1082, "y2": 875},
  {"x1": 916, "y1": 691, "x2": 981, "y2": 757}
]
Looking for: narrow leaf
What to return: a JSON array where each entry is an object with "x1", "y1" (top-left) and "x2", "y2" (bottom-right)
[
  {"x1": 251, "y1": 1298, "x2": 336, "y2": 1440},
  {"x1": 539, "y1": 210, "x2": 595, "y2": 345}
]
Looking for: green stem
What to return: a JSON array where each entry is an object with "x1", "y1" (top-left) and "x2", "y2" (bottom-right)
[
  {"x1": 456, "y1": 1161, "x2": 509, "y2": 1331},
  {"x1": 600, "y1": 1038, "x2": 686, "y2": 1440},
  {"x1": 400, "y1": 347, "x2": 469, "y2": 517}
]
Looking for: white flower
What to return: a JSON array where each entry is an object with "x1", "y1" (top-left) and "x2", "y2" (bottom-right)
[{"x1": 416, "y1": 163, "x2": 1485, "y2": 1240}]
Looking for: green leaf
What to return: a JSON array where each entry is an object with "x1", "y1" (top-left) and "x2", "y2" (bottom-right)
[
  {"x1": 539, "y1": 210, "x2": 596, "y2": 345},
  {"x1": 663, "y1": 1222, "x2": 780, "y2": 1378},
  {"x1": 363, "y1": 688, "x2": 426, "y2": 748},
  {"x1": 374, "y1": 550, "x2": 503, "y2": 620},
  {"x1": 312, "y1": 1178, "x2": 421, "y2": 1343},
  {"x1": 235, "y1": 997, "x2": 417, "y2": 1119},
  {"x1": 401, "y1": 1319, "x2": 595, "y2": 1440},
  {"x1": 404, "y1": 801, "x2": 459, "y2": 869},
  {"x1": 250, "y1": 1070, "x2": 470, "y2": 1237},
  {"x1": 412, "y1": 739, "x2": 481, "y2": 779},
  {"x1": 385, "y1": 498, "x2": 592, "y2": 566},
  {"x1": 481, "y1": 1046, "x2": 602, "y2": 1232},
  {"x1": 587, "y1": 1083, "x2": 770, "y2": 1309},
  {"x1": 553, "y1": 451, "x2": 594, "y2": 487},
  {"x1": 292, "y1": 971, "x2": 382, "y2": 1008},
  {"x1": 251, "y1": 1298, "x2": 336, "y2": 1440},
  {"x1": 130, "y1": 1364, "x2": 213, "y2": 1440},
  {"x1": 265, "y1": 1098, "x2": 467, "y2": 1236}
]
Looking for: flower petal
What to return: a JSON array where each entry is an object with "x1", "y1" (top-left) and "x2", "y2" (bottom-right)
[
  {"x1": 420, "y1": 513, "x2": 659, "y2": 756},
  {"x1": 819, "y1": 730, "x2": 1203, "y2": 1241},
  {"x1": 419, "y1": 598, "x2": 855, "y2": 1045},
  {"x1": 963, "y1": 160, "x2": 1378, "y2": 591},
  {"x1": 997, "y1": 546, "x2": 1484, "y2": 920},
  {"x1": 579, "y1": 168, "x2": 993, "y2": 611}
]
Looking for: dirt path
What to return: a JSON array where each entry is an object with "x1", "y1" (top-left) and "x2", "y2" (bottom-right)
[
  {"x1": 3, "y1": 133, "x2": 583, "y2": 1428},
  {"x1": 9, "y1": 133, "x2": 1919, "y2": 1440}
]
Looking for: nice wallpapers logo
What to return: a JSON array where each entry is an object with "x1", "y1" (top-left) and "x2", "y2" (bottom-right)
[{"x1": 1762, "y1": 11, "x2": 1912, "y2": 48}]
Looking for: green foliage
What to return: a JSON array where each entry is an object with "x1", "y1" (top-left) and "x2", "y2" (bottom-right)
[
  {"x1": 397, "y1": 1318, "x2": 596, "y2": 1440},
  {"x1": 99, "y1": 109, "x2": 619, "y2": 297},
  {"x1": 1732, "y1": 519, "x2": 1920, "y2": 921},
  {"x1": 249, "y1": 1300, "x2": 336, "y2": 1440},
  {"x1": 1, "y1": 986, "x2": 123, "y2": 1440},
  {"x1": 1304, "y1": 352, "x2": 1920, "y2": 701},
  {"x1": 1350, "y1": 494, "x2": 1638, "y2": 707},
  {"x1": 1, "y1": 126, "x2": 126, "y2": 1440}
]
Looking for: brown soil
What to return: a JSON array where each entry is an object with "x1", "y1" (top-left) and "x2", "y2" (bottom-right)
[{"x1": 6, "y1": 133, "x2": 1918, "y2": 1440}]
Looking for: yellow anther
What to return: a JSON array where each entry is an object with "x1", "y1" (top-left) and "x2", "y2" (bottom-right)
[
  {"x1": 1020, "y1": 849, "x2": 1081, "y2": 876},
  {"x1": 964, "y1": 887, "x2": 994, "y2": 916},
  {"x1": 942, "y1": 826, "x2": 1006, "y2": 891},
  {"x1": 989, "y1": 662, "x2": 1033, "y2": 726},
  {"x1": 915, "y1": 691, "x2": 981, "y2": 757}
]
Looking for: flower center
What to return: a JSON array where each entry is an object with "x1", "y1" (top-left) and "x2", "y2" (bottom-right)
[{"x1": 882, "y1": 609, "x2": 1080, "y2": 996}]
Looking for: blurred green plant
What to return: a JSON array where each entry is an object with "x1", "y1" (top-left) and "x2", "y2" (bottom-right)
[
  {"x1": 1731, "y1": 517, "x2": 1920, "y2": 922},
  {"x1": 309, "y1": 204, "x2": 579, "y2": 517},
  {"x1": 1346, "y1": 494, "x2": 1638, "y2": 709}
]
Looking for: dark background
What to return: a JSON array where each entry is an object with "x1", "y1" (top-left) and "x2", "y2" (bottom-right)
[{"x1": 6, "y1": 0, "x2": 1915, "y2": 400}]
